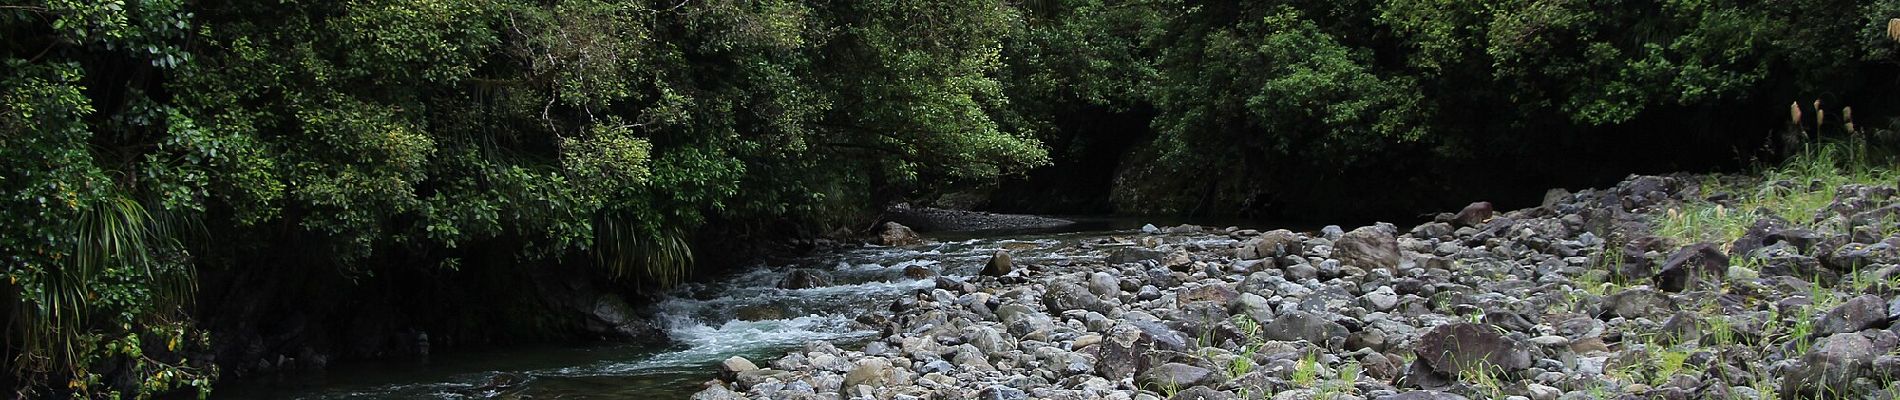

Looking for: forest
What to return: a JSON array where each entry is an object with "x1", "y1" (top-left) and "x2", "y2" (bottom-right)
[{"x1": 6, "y1": 0, "x2": 1900, "y2": 397}]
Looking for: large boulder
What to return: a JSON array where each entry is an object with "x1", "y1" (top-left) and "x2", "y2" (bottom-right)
[
  {"x1": 877, "y1": 222, "x2": 922, "y2": 246},
  {"x1": 719, "y1": 356, "x2": 758, "y2": 381},
  {"x1": 1410, "y1": 323, "x2": 1532, "y2": 379},
  {"x1": 1334, "y1": 226, "x2": 1400, "y2": 272}
]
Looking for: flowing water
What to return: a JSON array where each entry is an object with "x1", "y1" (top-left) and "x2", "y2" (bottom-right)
[{"x1": 216, "y1": 218, "x2": 1233, "y2": 399}]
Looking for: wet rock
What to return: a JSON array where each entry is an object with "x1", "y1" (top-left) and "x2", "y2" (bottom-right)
[
  {"x1": 1137, "y1": 363, "x2": 1220, "y2": 390},
  {"x1": 983, "y1": 250, "x2": 1014, "y2": 276},
  {"x1": 1410, "y1": 323, "x2": 1532, "y2": 381},
  {"x1": 1375, "y1": 392, "x2": 1470, "y2": 400},
  {"x1": 1044, "y1": 281, "x2": 1113, "y2": 314},
  {"x1": 1656, "y1": 243, "x2": 1727, "y2": 292},
  {"x1": 1335, "y1": 226, "x2": 1401, "y2": 272},
  {"x1": 733, "y1": 305, "x2": 786, "y2": 321},
  {"x1": 903, "y1": 264, "x2": 936, "y2": 279},
  {"x1": 879, "y1": 222, "x2": 922, "y2": 246},
  {"x1": 777, "y1": 269, "x2": 834, "y2": 290},
  {"x1": 720, "y1": 356, "x2": 759, "y2": 381},
  {"x1": 587, "y1": 295, "x2": 669, "y2": 343},
  {"x1": 1815, "y1": 294, "x2": 1889, "y2": 335},
  {"x1": 1453, "y1": 201, "x2": 1495, "y2": 227}
]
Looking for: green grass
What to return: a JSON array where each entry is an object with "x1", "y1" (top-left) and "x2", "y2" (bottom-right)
[{"x1": 1653, "y1": 141, "x2": 1900, "y2": 251}]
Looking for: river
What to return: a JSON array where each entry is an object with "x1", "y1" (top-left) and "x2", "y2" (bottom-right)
[{"x1": 216, "y1": 218, "x2": 1248, "y2": 399}]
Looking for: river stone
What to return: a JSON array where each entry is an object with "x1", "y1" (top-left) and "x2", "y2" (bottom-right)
[
  {"x1": 1261, "y1": 310, "x2": 1347, "y2": 344},
  {"x1": 1168, "y1": 386, "x2": 1237, "y2": 400},
  {"x1": 1239, "y1": 229, "x2": 1303, "y2": 260},
  {"x1": 1335, "y1": 226, "x2": 1400, "y2": 272},
  {"x1": 1087, "y1": 272, "x2": 1120, "y2": 298},
  {"x1": 1412, "y1": 323, "x2": 1532, "y2": 377},
  {"x1": 879, "y1": 222, "x2": 922, "y2": 246},
  {"x1": 1375, "y1": 392, "x2": 1470, "y2": 400},
  {"x1": 720, "y1": 356, "x2": 759, "y2": 380},
  {"x1": 1177, "y1": 283, "x2": 1239, "y2": 306},
  {"x1": 983, "y1": 250, "x2": 1014, "y2": 276},
  {"x1": 953, "y1": 344, "x2": 996, "y2": 371},
  {"x1": 1816, "y1": 294, "x2": 1889, "y2": 335},
  {"x1": 1453, "y1": 201, "x2": 1494, "y2": 227},
  {"x1": 1095, "y1": 324, "x2": 1157, "y2": 379},
  {"x1": 1656, "y1": 243, "x2": 1726, "y2": 292},
  {"x1": 966, "y1": 326, "x2": 1012, "y2": 356},
  {"x1": 1137, "y1": 363, "x2": 1219, "y2": 389},
  {"x1": 842, "y1": 358, "x2": 896, "y2": 388},
  {"x1": 903, "y1": 264, "x2": 936, "y2": 279},
  {"x1": 1044, "y1": 281, "x2": 1114, "y2": 314},
  {"x1": 976, "y1": 385, "x2": 1028, "y2": 400},
  {"x1": 777, "y1": 269, "x2": 833, "y2": 290},
  {"x1": 1360, "y1": 286, "x2": 1399, "y2": 311}
]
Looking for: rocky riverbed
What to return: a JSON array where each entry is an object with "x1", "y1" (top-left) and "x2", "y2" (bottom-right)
[{"x1": 691, "y1": 174, "x2": 1900, "y2": 400}]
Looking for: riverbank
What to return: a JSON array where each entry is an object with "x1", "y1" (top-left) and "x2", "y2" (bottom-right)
[{"x1": 691, "y1": 166, "x2": 1900, "y2": 399}]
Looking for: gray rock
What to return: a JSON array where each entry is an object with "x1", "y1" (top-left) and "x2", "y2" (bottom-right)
[
  {"x1": 1335, "y1": 226, "x2": 1401, "y2": 272},
  {"x1": 1240, "y1": 229, "x2": 1304, "y2": 260},
  {"x1": 1360, "y1": 286, "x2": 1399, "y2": 311},
  {"x1": 1178, "y1": 283, "x2": 1240, "y2": 306},
  {"x1": 1411, "y1": 323, "x2": 1532, "y2": 377},
  {"x1": 1137, "y1": 363, "x2": 1220, "y2": 389},
  {"x1": 1374, "y1": 391, "x2": 1469, "y2": 400},
  {"x1": 1782, "y1": 333, "x2": 1877, "y2": 398},
  {"x1": 1261, "y1": 310, "x2": 1347, "y2": 344},
  {"x1": 1044, "y1": 281, "x2": 1114, "y2": 314},
  {"x1": 1816, "y1": 294, "x2": 1889, "y2": 335},
  {"x1": 1322, "y1": 225, "x2": 1346, "y2": 241},
  {"x1": 977, "y1": 385, "x2": 1028, "y2": 400},
  {"x1": 1602, "y1": 287, "x2": 1673, "y2": 320},
  {"x1": 1087, "y1": 272, "x2": 1120, "y2": 298}
]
